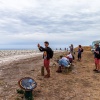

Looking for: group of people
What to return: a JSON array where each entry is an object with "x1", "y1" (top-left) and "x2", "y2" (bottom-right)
[{"x1": 37, "y1": 41, "x2": 84, "y2": 78}]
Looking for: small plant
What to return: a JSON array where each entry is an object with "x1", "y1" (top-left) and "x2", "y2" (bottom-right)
[
  {"x1": 17, "y1": 89, "x2": 24, "y2": 94},
  {"x1": 17, "y1": 89, "x2": 34, "y2": 100}
]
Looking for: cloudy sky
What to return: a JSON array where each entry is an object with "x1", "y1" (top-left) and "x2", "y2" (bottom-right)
[{"x1": 0, "y1": 0, "x2": 100, "y2": 49}]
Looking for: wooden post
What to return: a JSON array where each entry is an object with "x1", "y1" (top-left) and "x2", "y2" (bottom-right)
[{"x1": 41, "y1": 66, "x2": 44, "y2": 76}]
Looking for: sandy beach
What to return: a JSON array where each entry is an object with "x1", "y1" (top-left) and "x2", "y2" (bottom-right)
[
  {"x1": 0, "y1": 50, "x2": 63, "y2": 66},
  {"x1": 0, "y1": 50, "x2": 42, "y2": 67},
  {"x1": 0, "y1": 50, "x2": 100, "y2": 100}
]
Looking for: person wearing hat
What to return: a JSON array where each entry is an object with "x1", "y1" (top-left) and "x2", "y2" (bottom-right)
[
  {"x1": 37, "y1": 41, "x2": 52, "y2": 78},
  {"x1": 93, "y1": 43, "x2": 100, "y2": 73}
]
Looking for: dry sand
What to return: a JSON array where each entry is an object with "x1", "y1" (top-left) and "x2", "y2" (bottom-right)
[{"x1": 0, "y1": 51, "x2": 100, "y2": 100}]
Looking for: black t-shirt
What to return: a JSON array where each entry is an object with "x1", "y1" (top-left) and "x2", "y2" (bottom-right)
[
  {"x1": 39, "y1": 46, "x2": 51, "y2": 60},
  {"x1": 94, "y1": 47, "x2": 100, "y2": 59}
]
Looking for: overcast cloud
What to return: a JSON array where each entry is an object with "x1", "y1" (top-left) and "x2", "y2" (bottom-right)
[{"x1": 0, "y1": 0, "x2": 100, "y2": 49}]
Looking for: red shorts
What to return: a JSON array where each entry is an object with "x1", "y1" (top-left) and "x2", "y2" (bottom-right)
[
  {"x1": 44, "y1": 59, "x2": 50, "y2": 68},
  {"x1": 95, "y1": 58, "x2": 100, "y2": 64}
]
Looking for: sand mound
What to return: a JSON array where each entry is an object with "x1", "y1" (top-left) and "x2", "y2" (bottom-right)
[{"x1": 74, "y1": 46, "x2": 91, "y2": 51}]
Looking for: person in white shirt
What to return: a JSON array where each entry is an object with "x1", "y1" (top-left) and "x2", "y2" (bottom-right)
[{"x1": 66, "y1": 52, "x2": 73, "y2": 63}]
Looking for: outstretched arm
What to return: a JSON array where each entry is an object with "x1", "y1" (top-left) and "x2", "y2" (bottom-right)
[
  {"x1": 39, "y1": 46, "x2": 48, "y2": 52},
  {"x1": 37, "y1": 44, "x2": 48, "y2": 52}
]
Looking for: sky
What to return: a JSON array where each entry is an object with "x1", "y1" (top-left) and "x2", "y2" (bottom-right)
[{"x1": 0, "y1": 0, "x2": 100, "y2": 50}]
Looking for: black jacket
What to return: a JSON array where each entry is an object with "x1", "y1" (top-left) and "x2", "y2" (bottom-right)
[
  {"x1": 94, "y1": 47, "x2": 100, "y2": 59},
  {"x1": 39, "y1": 46, "x2": 51, "y2": 60}
]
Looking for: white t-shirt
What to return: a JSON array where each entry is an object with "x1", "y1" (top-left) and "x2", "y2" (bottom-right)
[{"x1": 67, "y1": 53, "x2": 73, "y2": 58}]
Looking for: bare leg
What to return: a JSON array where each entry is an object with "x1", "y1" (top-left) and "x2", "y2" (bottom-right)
[
  {"x1": 95, "y1": 63, "x2": 98, "y2": 70},
  {"x1": 98, "y1": 60, "x2": 100, "y2": 71},
  {"x1": 45, "y1": 67, "x2": 50, "y2": 77}
]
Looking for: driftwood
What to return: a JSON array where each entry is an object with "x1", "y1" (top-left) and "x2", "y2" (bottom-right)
[{"x1": 41, "y1": 66, "x2": 44, "y2": 76}]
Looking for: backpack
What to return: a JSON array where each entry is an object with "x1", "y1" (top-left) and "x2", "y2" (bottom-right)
[
  {"x1": 48, "y1": 47, "x2": 54, "y2": 58},
  {"x1": 81, "y1": 48, "x2": 83, "y2": 52}
]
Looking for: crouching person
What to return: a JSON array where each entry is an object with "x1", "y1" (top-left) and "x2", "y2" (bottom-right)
[{"x1": 56, "y1": 55, "x2": 70, "y2": 73}]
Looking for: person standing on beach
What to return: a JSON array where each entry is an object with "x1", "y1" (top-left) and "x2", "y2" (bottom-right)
[
  {"x1": 93, "y1": 43, "x2": 100, "y2": 73},
  {"x1": 37, "y1": 41, "x2": 53, "y2": 78},
  {"x1": 77, "y1": 45, "x2": 83, "y2": 61},
  {"x1": 69, "y1": 44, "x2": 74, "y2": 53},
  {"x1": 69, "y1": 44, "x2": 75, "y2": 60}
]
